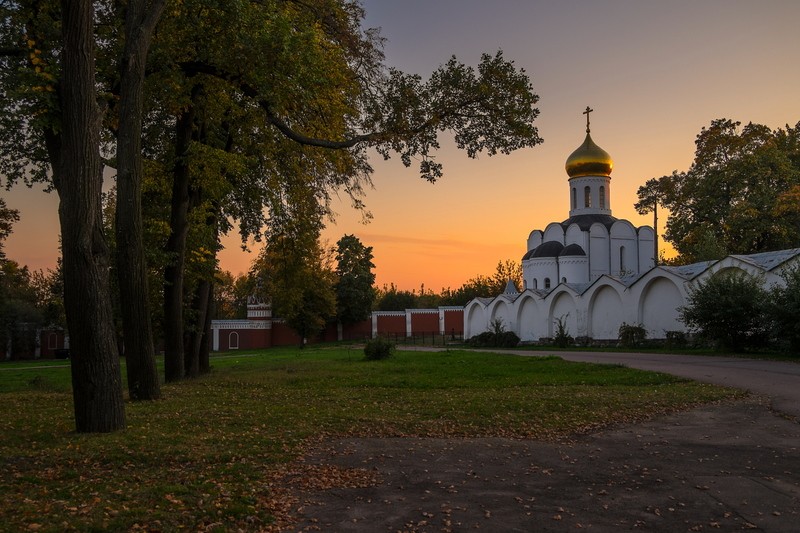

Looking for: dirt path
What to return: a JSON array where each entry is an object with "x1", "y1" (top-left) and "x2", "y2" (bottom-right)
[{"x1": 291, "y1": 398, "x2": 800, "y2": 532}]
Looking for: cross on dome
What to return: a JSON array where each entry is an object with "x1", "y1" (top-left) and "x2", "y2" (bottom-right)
[{"x1": 583, "y1": 106, "x2": 593, "y2": 133}]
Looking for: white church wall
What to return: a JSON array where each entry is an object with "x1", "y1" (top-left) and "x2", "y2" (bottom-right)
[
  {"x1": 516, "y1": 294, "x2": 544, "y2": 342},
  {"x1": 465, "y1": 301, "x2": 487, "y2": 340},
  {"x1": 558, "y1": 256, "x2": 588, "y2": 284},
  {"x1": 610, "y1": 221, "x2": 638, "y2": 275},
  {"x1": 637, "y1": 226, "x2": 656, "y2": 271},
  {"x1": 587, "y1": 284, "x2": 624, "y2": 340},
  {"x1": 529, "y1": 258, "x2": 559, "y2": 290},
  {"x1": 548, "y1": 291, "x2": 579, "y2": 338},
  {"x1": 564, "y1": 224, "x2": 586, "y2": 248},
  {"x1": 637, "y1": 276, "x2": 686, "y2": 338},
  {"x1": 543, "y1": 222, "x2": 565, "y2": 243},
  {"x1": 527, "y1": 230, "x2": 543, "y2": 253},
  {"x1": 698, "y1": 258, "x2": 783, "y2": 288},
  {"x1": 489, "y1": 300, "x2": 514, "y2": 332},
  {"x1": 589, "y1": 224, "x2": 610, "y2": 279}
]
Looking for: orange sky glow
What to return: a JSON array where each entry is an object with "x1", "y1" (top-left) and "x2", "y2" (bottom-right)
[{"x1": 4, "y1": 1, "x2": 800, "y2": 291}]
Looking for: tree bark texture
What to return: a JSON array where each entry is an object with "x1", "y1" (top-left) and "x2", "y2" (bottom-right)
[
  {"x1": 115, "y1": 0, "x2": 164, "y2": 400},
  {"x1": 57, "y1": 0, "x2": 125, "y2": 432}
]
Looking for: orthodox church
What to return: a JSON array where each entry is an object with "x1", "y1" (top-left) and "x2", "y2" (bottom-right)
[{"x1": 464, "y1": 109, "x2": 800, "y2": 342}]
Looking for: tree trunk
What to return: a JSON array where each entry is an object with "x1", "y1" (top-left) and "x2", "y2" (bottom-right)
[
  {"x1": 198, "y1": 281, "x2": 213, "y2": 374},
  {"x1": 163, "y1": 100, "x2": 197, "y2": 382},
  {"x1": 115, "y1": 0, "x2": 164, "y2": 400},
  {"x1": 184, "y1": 278, "x2": 210, "y2": 377},
  {"x1": 57, "y1": 0, "x2": 124, "y2": 432}
]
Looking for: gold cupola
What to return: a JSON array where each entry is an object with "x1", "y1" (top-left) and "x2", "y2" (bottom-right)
[{"x1": 565, "y1": 107, "x2": 613, "y2": 178}]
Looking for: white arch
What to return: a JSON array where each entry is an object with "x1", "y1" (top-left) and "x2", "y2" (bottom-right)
[
  {"x1": 516, "y1": 294, "x2": 544, "y2": 342},
  {"x1": 638, "y1": 276, "x2": 684, "y2": 338},
  {"x1": 488, "y1": 299, "x2": 513, "y2": 332},
  {"x1": 464, "y1": 301, "x2": 487, "y2": 339},
  {"x1": 588, "y1": 284, "x2": 624, "y2": 340},
  {"x1": 548, "y1": 291, "x2": 578, "y2": 338}
]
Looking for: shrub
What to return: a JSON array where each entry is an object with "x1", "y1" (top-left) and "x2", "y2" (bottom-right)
[
  {"x1": 496, "y1": 330, "x2": 521, "y2": 348},
  {"x1": 553, "y1": 315, "x2": 573, "y2": 348},
  {"x1": 680, "y1": 270, "x2": 769, "y2": 352},
  {"x1": 665, "y1": 330, "x2": 687, "y2": 350},
  {"x1": 364, "y1": 336, "x2": 395, "y2": 360},
  {"x1": 618, "y1": 322, "x2": 647, "y2": 348},
  {"x1": 766, "y1": 264, "x2": 800, "y2": 354}
]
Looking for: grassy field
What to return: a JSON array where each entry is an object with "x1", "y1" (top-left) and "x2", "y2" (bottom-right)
[{"x1": 0, "y1": 346, "x2": 742, "y2": 531}]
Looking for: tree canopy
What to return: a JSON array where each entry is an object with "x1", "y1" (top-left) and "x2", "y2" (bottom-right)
[{"x1": 639, "y1": 119, "x2": 800, "y2": 263}]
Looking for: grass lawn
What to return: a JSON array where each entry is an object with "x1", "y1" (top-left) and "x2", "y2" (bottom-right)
[{"x1": 0, "y1": 346, "x2": 742, "y2": 531}]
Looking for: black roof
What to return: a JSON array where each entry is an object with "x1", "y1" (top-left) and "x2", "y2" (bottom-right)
[
  {"x1": 561, "y1": 243, "x2": 586, "y2": 256},
  {"x1": 560, "y1": 214, "x2": 618, "y2": 231},
  {"x1": 530, "y1": 240, "x2": 564, "y2": 258}
]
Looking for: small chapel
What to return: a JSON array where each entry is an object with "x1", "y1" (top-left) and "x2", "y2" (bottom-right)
[
  {"x1": 521, "y1": 107, "x2": 654, "y2": 291},
  {"x1": 464, "y1": 108, "x2": 800, "y2": 342}
]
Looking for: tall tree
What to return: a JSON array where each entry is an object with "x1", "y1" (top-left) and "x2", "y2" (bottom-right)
[
  {"x1": 57, "y1": 0, "x2": 125, "y2": 432},
  {"x1": 145, "y1": 0, "x2": 541, "y2": 380},
  {"x1": 634, "y1": 175, "x2": 673, "y2": 266},
  {"x1": 334, "y1": 234, "x2": 375, "y2": 326},
  {"x1": 115, "y1": 0, "x2": 165, "y2": 399},
  {"x1": 650, "y1": 119, "x2": 800, "y2": 263}
]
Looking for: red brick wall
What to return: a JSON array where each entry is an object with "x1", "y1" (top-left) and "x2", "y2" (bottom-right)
[
  {"x1": 376, "y1": 315, "x2": 406, "y2": 336},
  {"x1": 410, "y1": 311, "x2": 438, "y2": 333},
  {"x1": 443, "y1": 310, "x2": 464, "y2": 334}
]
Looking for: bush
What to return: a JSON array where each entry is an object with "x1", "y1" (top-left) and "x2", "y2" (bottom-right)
[
  {"x1": 364, "y1": 336, "x2": 395, "y2": 360},
  {"x1": 553, "y1": 316, "x2": 573, "y2": 348},
  {"x1": 496, "y1": 331, "x2": 521, "y2": 348},
  {"x1": 680, "y1": 270, "x2": 769, "y2": 352},
  {"x1": 665, "y1": 330, "x2": 687, "y2": 350},
  {"x1": 767, "y1": 264, "x2": 800, "y2": 354},
  {"x1": 618, "y1": 322, "x2": 647, "y2": 348},
  {"x1": 466, "y1": 318, "x2": 520, "y2": 348}
]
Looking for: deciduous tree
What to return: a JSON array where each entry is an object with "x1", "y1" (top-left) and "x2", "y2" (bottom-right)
[{"x1": 648, "y1": 119, "x2": 800, "y2": 263}]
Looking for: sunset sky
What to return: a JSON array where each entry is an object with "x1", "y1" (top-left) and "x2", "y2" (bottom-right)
[{"x1": 4, "y1": 0, "x2": 800, "y2": 291}]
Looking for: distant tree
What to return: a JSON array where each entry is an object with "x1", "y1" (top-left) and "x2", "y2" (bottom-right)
[
  {"x1": 680, "y1": 270, "x2": 769, "y2": 351},
  {"x1": 334, "y1": 235, "x2": 375, "y2": 325},
  {"x1": 0, "y1": 260, "x2": 44, "y2": 359},
  {"x1": 439, "y1": 259, "x2": 523, "y2": 306},
  {"x1": 375, "y1": 284, "x2": 417, "y2": 311},
  {"x1": 652, "y1": 119, "x2": 800, "y2": 263},
  {"x1": 634, "y1": 175, "x2": 673, "y2": 265},
  {"x1": 255, "y1": 218, "x2": 336, "y2": 344}
]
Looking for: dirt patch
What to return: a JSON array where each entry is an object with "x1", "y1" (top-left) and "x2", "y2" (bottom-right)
[{"x1": 289, "y1": 398, "x2": 800, "y2": 531}]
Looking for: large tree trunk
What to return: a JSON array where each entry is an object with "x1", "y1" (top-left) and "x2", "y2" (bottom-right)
[
  {"x1": 198, "y1": 281, "x2": 213, "y2": 374},
  {"x1": 115, "y1": 0, "x2": 164, "y2": 400},
  {"x1": 163, "y1": 100, "x2": 197, "y2": 382},
  {"x1": 57, "y1": 0, "x2": 125, "y2": 432}
]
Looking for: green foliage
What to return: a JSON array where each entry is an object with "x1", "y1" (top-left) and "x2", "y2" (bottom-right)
[
  {"x1": 618, "y1": 323, "x2": 647, "y2": 348},
  {"x1": 680, "y1": 270, "x2": 769, "y2": 351},
  {"x1": 375, "y1": 283, "x2": 418, "y2": 311},
  {"x1": 644, "y1": 119, "x2": 800, "y2": 263},
  {"x1": 767, "y1": 264, "x2": 800, "y2": 353},
  {"x1": 553, "y1": 315, "x2": 574, "y2": 348},
  {"x1": 335, "y1": 234, "x2": 376, "y2": 325},
  {"x1": 363, "y1": 336, "x2": 395, "y2": 360}
]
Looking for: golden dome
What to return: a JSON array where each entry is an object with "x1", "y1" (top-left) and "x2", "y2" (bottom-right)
[{"x1": 565, "y1": 132, "x2": 613, "y2": 178}]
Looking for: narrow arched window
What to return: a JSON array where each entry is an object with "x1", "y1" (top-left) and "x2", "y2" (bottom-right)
[
  {"x1": 584, "y1": 186, "x2": 591, "y2": 208},
  {"x1": 229, "y1": 331, "x2": 240, "y2": 350},
  {"x1": 619, "y1": 246, "x2": 626, "y2": 274},
  {"x1": 561, "y1": 277, "x2": 567, "y2": 284},
  {"x1": 533, "y1": 279, "x2": 538, "y2": 289},
  {"x1": 544, "y1": 278, "x2": 551, "y2": 290},
  {"x1": 571, "y1": 187, "x2": 577, "y2": 209},
  {"x1": 599, "y1": 186, "x2": 606, "y2": 209}
]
